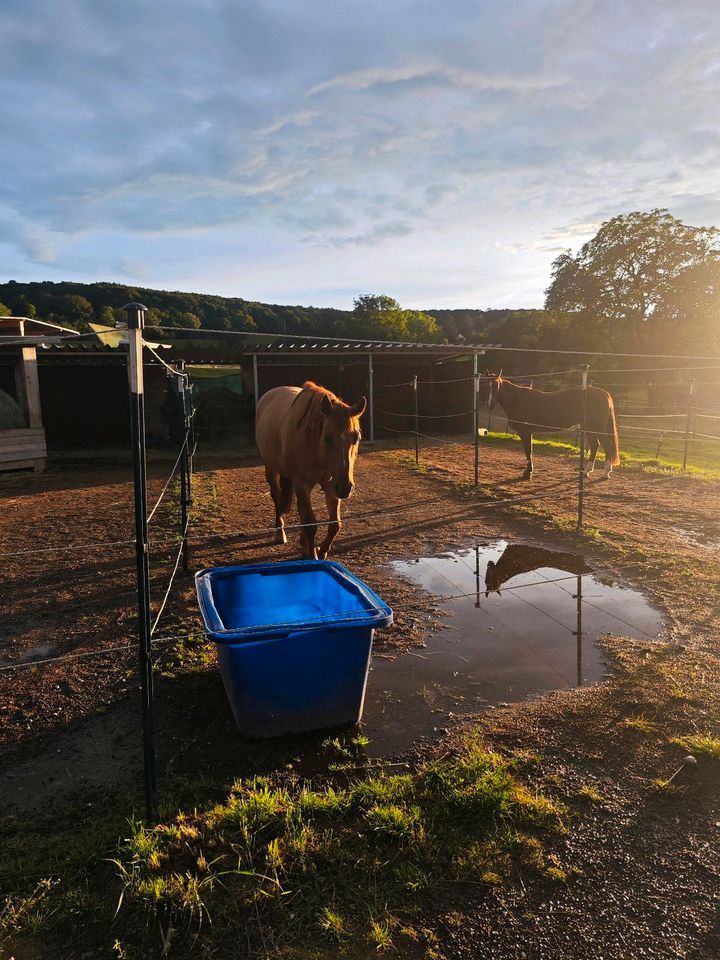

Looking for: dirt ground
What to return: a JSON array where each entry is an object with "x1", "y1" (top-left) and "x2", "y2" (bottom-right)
[{"x1": 2, "y1": 435, "x2": 720, "y2": 958}]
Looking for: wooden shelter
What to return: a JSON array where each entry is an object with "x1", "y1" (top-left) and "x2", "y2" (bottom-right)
[{"x1": 0, "y1": 317, "x2": 78, "y2": 471}]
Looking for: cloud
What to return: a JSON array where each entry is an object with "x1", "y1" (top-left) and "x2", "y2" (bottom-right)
[
  {"x1": 0, "y1": 0, "x2": 718, "y2": 306},
  {"x1": 308, "y1": 64, "x2": 565, "y2": 96}
]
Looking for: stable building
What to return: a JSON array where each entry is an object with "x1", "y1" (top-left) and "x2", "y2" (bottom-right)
[{"x1": 0, "y1": 317, "x2": 80, "y2": 472}]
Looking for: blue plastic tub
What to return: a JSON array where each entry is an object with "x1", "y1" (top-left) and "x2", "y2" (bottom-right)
[{"x1": 195, "y1": 560, "x2": 393, "y2": 738}]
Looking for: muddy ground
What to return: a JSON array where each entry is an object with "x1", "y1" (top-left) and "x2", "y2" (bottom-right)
[{"x1": 2, "y1": 436, "x2": 720, "y2": 958}]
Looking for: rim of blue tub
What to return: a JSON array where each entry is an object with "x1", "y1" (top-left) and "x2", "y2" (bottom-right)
[{"x1": 195, "y1": 559, "x2": 394, "y2": 642}]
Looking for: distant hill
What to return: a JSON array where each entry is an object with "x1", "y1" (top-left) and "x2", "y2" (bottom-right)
[{"x1": 0, "y1": 280, "x2": 543, "y2": 344}]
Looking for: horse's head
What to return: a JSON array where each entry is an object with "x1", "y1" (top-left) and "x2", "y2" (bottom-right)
[
  {"x1": 484, "y1": 369, "x2": 503, "y2": 409},
  {"x1": 320, "y1": 392, "x2": 367, "y2": 499}
]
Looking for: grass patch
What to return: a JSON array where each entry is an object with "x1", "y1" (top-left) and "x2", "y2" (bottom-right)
[
  {"x1": 652, "y1": 778, "x2": 685, "y2": 797},
  {"x1": 576, "y1": 785, "x2": 604, "y2": 804},
  {"x1": 101, "y1": 734, "x2": 565, "y2": 956},
  {"x1": 0, "y1": 802, "x2": 133, "y2": 954},
  {"x1": 670, "y1": 734, "x2": 720, "y2": 759},
  {"x1": 621, "y1": 715, "x2": 659, "y2": 735},
  {"x1": 481, "y1": 430, "x2": 720, "y2": 478}
]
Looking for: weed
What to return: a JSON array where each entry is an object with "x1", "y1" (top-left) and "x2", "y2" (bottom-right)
[
  {"x1": 323, "y1": 732, "x2": 371, "y2": 758},
  {"x1": 576, "y1": 785, "x2": 604, "y2": 804},
  {"x1": 0, "y1": 879, "x2": 58, "y2": 938},
  {"x1": 509, "y1": 786, "x2": 567, "y2": 827},
  {"x1": 365, "y1": 804, "x2": 424, "y2": 846},
  {"x1": 622, "y1": 715, "x2": 659, "y2": 735},
  {"x1": 652, "y1": 778, "x2": 685, "y2": 796},
  {"x1": 509, "y1": 749, "x2": 541, "y2": 768},
  {"x1": 508, "y1": 833, "x2": 545, "y2": 871},
  {"x1": 318, "y1": 906, "x2": 347, "y2": 941},
  {"x1": 670, "y1": 734, "x2": 720, "y2": 759},
  {"x1": 368, "y1": 915, "x2": 395, "y2": 951},
  {"x1": 444, "y1": 911, "x2": 464, "y2": 928}
]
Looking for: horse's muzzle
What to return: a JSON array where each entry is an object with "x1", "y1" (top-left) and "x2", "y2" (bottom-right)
[{"x1": 335, "y1": 481, "x2": 354, "y2": 499}]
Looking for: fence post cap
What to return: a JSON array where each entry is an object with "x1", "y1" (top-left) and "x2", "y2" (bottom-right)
[{"x1": 123, "y1": 302, "x2": 148, "y2": 330}]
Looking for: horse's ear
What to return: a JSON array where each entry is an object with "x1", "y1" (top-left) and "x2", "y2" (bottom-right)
[
  {"x1": 349, "y1": 396, "x2": 367, "y2": 418},
  {"x1": 320, "y1": 394, "x2": 333, "y2": 416}
]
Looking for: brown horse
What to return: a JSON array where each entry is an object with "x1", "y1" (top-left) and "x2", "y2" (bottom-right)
[
  {"x1": 255, "y1": 381, "x2": 366, "y2": 559},
  {"x1": 487, "y1": 373, "x2": 620, "y2": 480},
  {"x1": 485, "y1": 544, "x2": 591, "y2": 596}
]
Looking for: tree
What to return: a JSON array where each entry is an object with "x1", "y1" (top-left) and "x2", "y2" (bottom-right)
[
  {"x1": 10, "y1": 293, "x2": 36, "y2": 318},
  {"x1": 545, "y1": 209, "x2": 720, "y2": 350},
  {"x1": 0, "y1": 302, "x2": 11, "y2": 317},
  {"x1": 58, "y1": 294, "x2": 94, "y2": 323},
  {"x1": 651, "y1": 259, "x2": 720, "y2": 355},
  {"x1": 349, "y1": 295, "x2": 443, "y2": 342}
]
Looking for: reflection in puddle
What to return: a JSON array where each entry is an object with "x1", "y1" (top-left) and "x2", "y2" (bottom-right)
[{"x1": 362, "y1": 541, "x2": 663, "y2": 756}]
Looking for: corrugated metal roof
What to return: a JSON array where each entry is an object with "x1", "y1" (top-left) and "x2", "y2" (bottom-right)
[{"x1": 2, "y1": 332, "x2": 498, "y2": 362}]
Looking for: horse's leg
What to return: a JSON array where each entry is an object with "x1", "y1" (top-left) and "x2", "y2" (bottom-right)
[
  {"x1": 277, "y1": 477, "x2": 294, "y2": 542},
  {"x1": 599, "y1": 433, "x2": 615, "y2": 478},
  {"x1": 515, "y1": 427, "x2": 533, "y2": 478},
  {"x1": 585, "y1": 435, "x2": 599, "y2": 477},
  {"x1": 265, "y1": 466, "x2": 287, "y2": 545},
  {"x1": 295, "y1": 484, "x2": 319, "y2": 559},
  {"x1": 317, "y1": 486, "x2": 341, "y2": 560}
]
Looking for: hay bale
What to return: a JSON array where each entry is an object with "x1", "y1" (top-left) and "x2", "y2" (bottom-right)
[{"x1": 0, "y1": 389, "x2": 24, "y2": 429}]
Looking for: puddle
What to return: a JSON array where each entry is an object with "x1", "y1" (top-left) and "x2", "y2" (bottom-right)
[{"x1": 361, "y1": 541, "x2": 663, "y2": 756}]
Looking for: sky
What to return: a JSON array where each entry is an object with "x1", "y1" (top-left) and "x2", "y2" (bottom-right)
[{"x1": 1, "y1": 0, "x2": 718, "y2": 310}]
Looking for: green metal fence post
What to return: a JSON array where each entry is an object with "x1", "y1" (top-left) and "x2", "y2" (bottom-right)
[{"x1": 577, "y1": 364, "x2": 589, "y2": 531}]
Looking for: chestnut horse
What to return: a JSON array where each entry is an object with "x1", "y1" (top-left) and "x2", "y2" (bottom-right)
[
  {"x1": 487, "y1": 374, "x2": 620, "y2": 480},
  {"x1": 255, "y1": 381, "x2": 366, "y2": 559}
]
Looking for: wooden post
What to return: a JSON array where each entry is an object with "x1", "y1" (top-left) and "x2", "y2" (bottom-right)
[
  {"x1": 682, "y1": 378, "x2": 696, "y2": 471},
  {"x1": 19, "y1": 347, "x2": 43, "y2": 428},
  {"x1": 577, "y1": 364, "x2": 589, "y2": 531},
  {"x1": 655, "y1": 431, "x2": 665, "y2": 462},
  {"x1": 11, "y1": 345, "x2": 46, "y2": 472}
]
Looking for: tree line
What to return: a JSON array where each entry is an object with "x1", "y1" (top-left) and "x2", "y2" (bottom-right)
[{"x1": 2, "y1": 209, "x2": 717, "y2": 366}]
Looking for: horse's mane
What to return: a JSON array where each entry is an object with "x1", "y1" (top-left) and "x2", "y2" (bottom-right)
[
  {"x1": 292, "y1": 381, "x2": 358, "y2": 436},
  {"x1": 300, "y1": 381, "x2": 343, "y2": 405}
]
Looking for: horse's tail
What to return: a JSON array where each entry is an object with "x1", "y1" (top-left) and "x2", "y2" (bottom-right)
[{"x1": 606, "y1": 395, "x2": 620, "y2": 466}]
